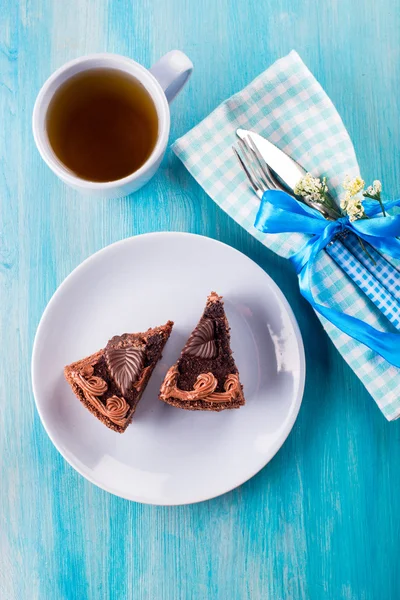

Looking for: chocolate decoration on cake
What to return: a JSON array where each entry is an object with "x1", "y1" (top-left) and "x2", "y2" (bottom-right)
[
  {"x1": 64, "y1": 321, "x2": 174, "y2": 433},
  {"x1": 105, "y1": 346, "x2": 145, "y2": 396},
  {"x1": 160, "y1": 365, "x2": 241, "y2": 403},
  {"x1": 182, "y1": 319, "x2": 217, "y2": 359},
  {"x1": 105, "y1": 396, "x2": 129, "y2": 420},
  {"x1": 159, "y1": 292, "x2": 245, "y2": 412},
  {"x1": 69, "y1": 369, "x2": 130, "y2": 427},
  {"x1": 76, "y1": 372, "x2": 108, "y2": 396}
]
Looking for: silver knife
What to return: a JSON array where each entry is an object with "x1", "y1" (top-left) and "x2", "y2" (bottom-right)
[
  {"x1": 236, "y1": 128, "x2": 339, "y2": 221},
  {"x1": 236, "y1": 128, "x2": 306, "y2": 191}
]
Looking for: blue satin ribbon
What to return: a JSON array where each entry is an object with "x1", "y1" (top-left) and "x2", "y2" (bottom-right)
[{"x1": 255, "y1": 190, "x2": 400, "y2": 367}]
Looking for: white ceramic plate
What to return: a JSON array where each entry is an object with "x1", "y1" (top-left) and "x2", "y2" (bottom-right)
[{"x1": 32, "y1": 232, "x2": 305, "y2": 505}]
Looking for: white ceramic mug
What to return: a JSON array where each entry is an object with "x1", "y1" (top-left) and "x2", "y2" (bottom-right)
[{"x1": 32, "y1": 51, "x2": 193, "y2": 198}]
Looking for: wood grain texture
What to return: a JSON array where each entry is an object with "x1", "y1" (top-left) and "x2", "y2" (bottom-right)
[{"x1": 1, "y1": 0, "x2": 400, "y2": 598}]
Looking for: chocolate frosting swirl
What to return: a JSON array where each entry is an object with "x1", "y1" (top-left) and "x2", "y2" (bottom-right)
[
  {"x1": 160, "y1": 365, "x2": 204, "y2": 401},
  {"x1": 106, "y1": 396, "x2": 129, "y2": 420},
  {"x1": 105, "y1": 346, "x2": 145, "y2": 395},
  {"x1": 77, "y1": 374, "x2": 108, "y2": 396},
  {"x1": 193, "y1": 373, "x2": 218, "y2": 397},
  {"x1": 182, "y1": 319, "x2": 217, "y2": 359},
  {"x1": 70, "y1": 370, "x2": 130, "y2": 427},
  {"x1": 160, "y1": 366, "x2": 240, "y2": 404},
  {"x1": 206, "y1": 374, "x2": 240, "y2": 403}
]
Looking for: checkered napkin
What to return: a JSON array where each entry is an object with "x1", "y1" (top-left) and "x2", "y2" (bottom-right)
[{"x1": 172, "y1": 50, "x2": 400, "y2": 420}]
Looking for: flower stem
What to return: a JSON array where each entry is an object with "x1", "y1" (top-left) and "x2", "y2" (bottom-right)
[
  {"x1": 377, "y1": 197, "x2": 386, "y2": 217},
  {"x1": 356, "y1": 235, "x2": 376, "y2": 264},
  {"x1": 363, "y1": 192, "x2": 386, "y2": 217}
]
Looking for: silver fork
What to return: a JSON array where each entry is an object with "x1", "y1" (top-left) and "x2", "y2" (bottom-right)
[{"x1": 233, "y1": 136, "x2": 400, "y2": 331}]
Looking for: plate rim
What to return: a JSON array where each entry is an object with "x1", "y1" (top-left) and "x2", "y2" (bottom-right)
[{"x1": 31, "y1": 231, "x2": 306, "y2": 505}]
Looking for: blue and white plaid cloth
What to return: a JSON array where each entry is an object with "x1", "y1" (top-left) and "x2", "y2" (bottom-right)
[
  {"x1": 326, "y1": 240, "x2": 400, "y2": 329},
  {"x1": 172, "y1": 50, "x2": 400, "y2": 420},
  {"x1": 342, "y1": 234, "x2": 400, "y2": 302}
]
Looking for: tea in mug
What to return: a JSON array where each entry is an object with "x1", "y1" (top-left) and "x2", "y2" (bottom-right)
[{"x1": 46, "y1": 68, "x2": 159, "y2": 182}]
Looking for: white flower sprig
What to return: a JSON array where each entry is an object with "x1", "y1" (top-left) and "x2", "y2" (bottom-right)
[
  {"x1": 340, "y1": 176, "x2": 366, "y2": 222},
  {"x1": 294, "y1": 173, "x2": 385, "y2": 224},
  {"x1": 365, "y1": 180, "x2": 382, "y2": 196},
  {"x1": 363, "y1": 179, "x2": 385, "y2": 216},
  {"x1": 294, "y1": 172, "x2": 328, "y2": 202},
  {"x1": 294, "y1": 173, "x2": 384, "y2": 262},
  {"x1": 340, "y1": 176, "x2": 384, "y2": 221},
  {"x1": 294, "y1": 173, "x2": 340, "y2": 217}
]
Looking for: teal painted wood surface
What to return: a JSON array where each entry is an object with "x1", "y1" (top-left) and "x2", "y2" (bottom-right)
[{"x1": 1, "y1": 0, "x2": 400, "y2": 599}]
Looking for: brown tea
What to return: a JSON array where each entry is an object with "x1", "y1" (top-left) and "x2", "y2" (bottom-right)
[{"x1": 46, "y1": 68, "x2": 159, "y2": 182}]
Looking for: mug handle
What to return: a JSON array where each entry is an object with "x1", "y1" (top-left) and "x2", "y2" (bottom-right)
[{"x1": 150, "y1": 50, "x2": 193, "y2": 103}]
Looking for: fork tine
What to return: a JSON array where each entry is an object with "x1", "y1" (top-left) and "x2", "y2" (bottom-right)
[
  {"x1": 236, "y1": 139, "x2": 265, "y2": 192},
  {"x1": 239, "y1": 137, "x2": 271, "y2": 190},
  {"x1": 245, "y1": 136, "x2": 281, "y2": 190},
  {"x1": 263, "y1": 161, "x2": 288, "y2": 193},
  {"x1": 232, "y1": 146, "x2": 260, "y2": 194},
  {"x1": 246, "y1": 136, "x2": 288, "y2": 193},
  {"x1": 237, "y1": 138, "x2": 268, "y2": 193},
  {"x1": 263, "y1": 160, "x2": 287, "y2": 192},
  {"x1": 246, "y1": 135, "x2": 275, "y2": 187}
]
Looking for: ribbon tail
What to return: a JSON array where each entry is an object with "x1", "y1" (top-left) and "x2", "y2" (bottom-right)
[
  {"x1": 297, "y1": 256, "x2": 400, "y2": 367},
  {"x1": 363, "y1": 197, "x2": 400, "y2": 216}
]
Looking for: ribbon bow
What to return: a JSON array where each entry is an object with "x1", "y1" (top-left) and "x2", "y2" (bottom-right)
[{"x1": 255, "y1": 190, "x2": 400, "y2": 367}]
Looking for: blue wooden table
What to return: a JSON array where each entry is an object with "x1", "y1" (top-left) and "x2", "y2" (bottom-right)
[{"x1": 1, "y1": 1, "x2": 400, "y2": 598}]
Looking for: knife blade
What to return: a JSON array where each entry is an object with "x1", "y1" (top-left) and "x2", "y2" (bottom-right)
[{"x1": 236, "y1": 128, "x2": 306, "y2": 192}]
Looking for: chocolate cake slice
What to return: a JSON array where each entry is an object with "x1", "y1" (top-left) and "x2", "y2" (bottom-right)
[
  {"x1": 159, "y1": 293, "x2": 245, "y2": 411},
  {"x1": 64, "y1": 321, "x2": 173, "y2": 433}
]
